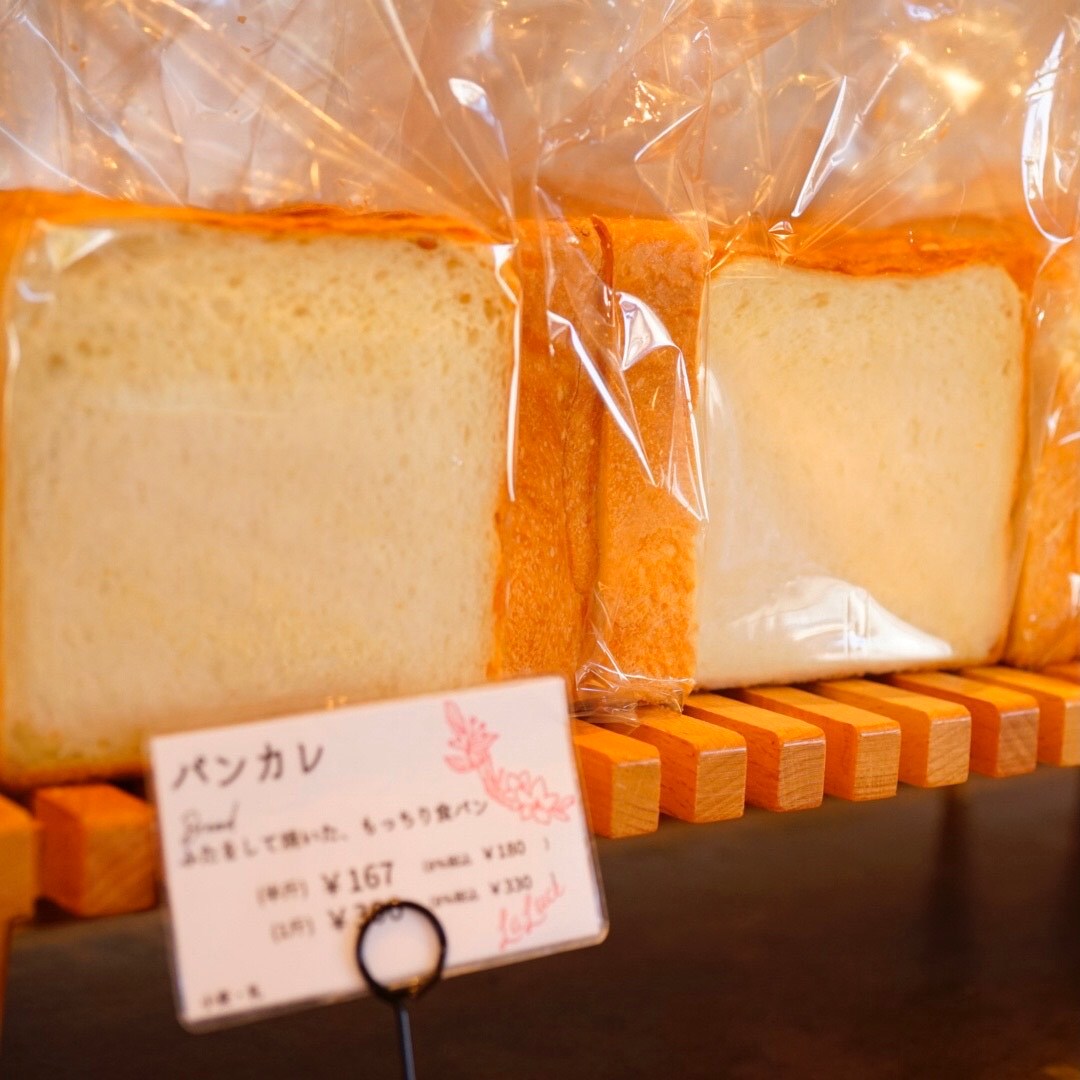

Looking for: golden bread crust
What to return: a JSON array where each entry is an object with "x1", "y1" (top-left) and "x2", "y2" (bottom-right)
[
  {"x1": 491, "y1": 219, "x2": 602, "y2": 690},
  {"x1": 717, "y1": 215, "x2": 1044, "y2": 290},
  {"x1": 1006, "y1": 247, "x2": 1080, "y2": 667},
  {"x1": 586, "y1": 217, "x2": 707, "y2": 706},
  {"x1": 1006, "y1": 382, "x2": 1080, "y2": 666}
]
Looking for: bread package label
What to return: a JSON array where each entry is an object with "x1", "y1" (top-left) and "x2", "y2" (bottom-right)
[{"x1": 149, "y1": 677, "x2": 605, "y2": 1028}]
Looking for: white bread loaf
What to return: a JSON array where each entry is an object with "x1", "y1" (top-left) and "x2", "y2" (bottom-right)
[
  {"x1": 0, "y1": 198, "x2": 528, "y2": 786},
  {"x1": 695, "y1": 249, "x2": 1027, "y2": 688}
]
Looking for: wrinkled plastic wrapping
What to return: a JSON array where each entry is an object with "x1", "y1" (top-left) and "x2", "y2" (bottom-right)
[
  {"x1": 3, "y1": 2, "x2": 1080, "y2": 788},
  {"x1": 693, "y1": 0, "x2": 1080, "y2": 689},
  {"x1": 0, "y1": 0, "x2": 735, "y2": 784}
]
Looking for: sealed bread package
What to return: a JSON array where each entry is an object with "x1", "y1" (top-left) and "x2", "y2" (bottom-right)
[
  {"x1": 0, "y1": 200, "x2": 717, "y2": 788},
  {"x1": 2, "y1": 197, "x2": 690, "y2": 786},
  {"x1": 691, "y1": 0, "x2": 1080, "y2": 689},
  {"x1": 0, "y1": 2, "x2": 727, "y2": 782},
  {"x1": 0, "y1": 194, "x2": 543, "y2": 786}
]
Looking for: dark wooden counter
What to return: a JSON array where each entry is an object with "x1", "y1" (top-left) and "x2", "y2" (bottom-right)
[{"x1": 3, "y1": 768, "x2": 1079, "y2": 1078}]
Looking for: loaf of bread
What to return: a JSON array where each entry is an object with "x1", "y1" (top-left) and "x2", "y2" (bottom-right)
[
  {"x1": 694, "y1": 224, "x2": 1033, "y2": 688},
  {"x1": 0, "y1": 193, "x2": 595, "y2": 787},
  {"x1": 0, "y1": 192, "x2": 1048, "y2": 782}
]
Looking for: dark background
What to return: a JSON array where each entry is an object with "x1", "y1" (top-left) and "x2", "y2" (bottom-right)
[{"x1": 4, "y1": 768, "x2": 1079, "y2": 1079}]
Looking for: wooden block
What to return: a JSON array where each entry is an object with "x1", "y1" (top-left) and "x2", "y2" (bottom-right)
[
  {"x1": 735, "y1": 686, "x2": 900, "y2": 801},
  {"x1": 572, "y1": 720, "x2": 660, "y2": 839},
  {"x1": 962, "y1": 666, "x2": 1080, "y2": 767},
  {"x1": 1044, "y1": 661, "x2": 1080, "y2": 684},
  {"x1": 809, "y1": 678, "x2": 971, "y2": 788},
  {"x1": 607, "y1": 706, "x2": 746, "y2": 823},
  {"x1": 0, "y1": 795, "x2": 38, "y2": 1034},
  {"x1": 0, "y1": 924, "x2": 8, "y2": 1038},
  {"x1": 682, "y1": 693, "x2": 825, "y2": 812},
  {"x1": 33, "y1": 785, "x2": 157, "y2": 917},
  {"x1": 0, "y1": 795, "x2": 38, "y2": 921},
  {"x1": 887, "y1": 672, "x2": 1038, "y2": 778}
]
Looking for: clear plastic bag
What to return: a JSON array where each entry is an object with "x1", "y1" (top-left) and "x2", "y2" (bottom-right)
[
  {"x1": 4, "y1": 2, "x2": 1080, "y2": 790},
  {"x1": 562, "y1": 1, "x2": 832, "y2": 709},
  {"x1": 694, "y1": 0, "x2": 1080, "y2": 688},
  {"x1": 0, "y1": 1, "x2": 727, "y2": 783}
]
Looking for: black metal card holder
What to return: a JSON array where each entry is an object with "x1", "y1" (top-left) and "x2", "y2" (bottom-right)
[{"x1": 356, "y1": 901, "x2": 448, "y2": 1080}]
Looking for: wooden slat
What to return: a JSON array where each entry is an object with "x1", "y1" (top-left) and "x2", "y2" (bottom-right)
[
  {"x1": 735, "y1": 686, "x2": 900, "y2": 801},
  {"x1": 572, "y1": 720, "x2": 661, "y2": 839},
  {"x1": 0, "y1": 795, "x2": 37, "y2": 921},
  {"x1": 809, "y1": 678, "x2": 971, "y2": 788},
  {"x1": 608, "y1": 706, "x2": 747, "y2": 823},
  {"x1": 962, "y1": 667, "x2": 1080, "y2": 767},
  {"x1": 682, "y1": 694, "x2": 825, "y2": 812},
  {"x1": 0, "y1": 795, "x2": 38, "y2": 1036},
  {"x1": 33, "y1": 785, "x2": 157, "y2": 917},
  {"x1": 1044, "y1": 661, "x2": 1080, "y2": 684},
  {"x1": 887, "y1": 672, "x2": 1038, "y2": 778}
]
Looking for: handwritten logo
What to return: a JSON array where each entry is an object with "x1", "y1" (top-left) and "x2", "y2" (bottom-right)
[
  {"x1": 498, "y1": 873, "x2": 566, "y2": 950},
  {"x1": 443, "y1": 702, "x2": 575, "y2": 825}
]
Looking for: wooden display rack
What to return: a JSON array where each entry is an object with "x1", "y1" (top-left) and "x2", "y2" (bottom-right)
[
  {"x1": 887, "y1": 671, "x2": 1039, "y2": 778},
  {"x1": 735, "y1": 685, "x2": 901, "y2": 801},
  {"x1": 3, "y1": 664, "x2": 1080, "y2": 1036},
  {"x1": 572, "y1": 719, "x2": 662, "y2": 838},
  {"x1": 605, "y1": 707, "x2": 747, "y2": 824},
  {"x1": 683, "y1": 693, "x2": 826, "y2": 811},
  {"x1": 808, "y1": 678, "x2": 971, "y2": 788},
  {"x1": 961, "y1": 667, "x2": 1080, "y2": 766}
]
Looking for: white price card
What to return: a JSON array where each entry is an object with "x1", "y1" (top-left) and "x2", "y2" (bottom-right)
[{"x1": 148, "y1": 677, "x2": 607, "y2": 1029}]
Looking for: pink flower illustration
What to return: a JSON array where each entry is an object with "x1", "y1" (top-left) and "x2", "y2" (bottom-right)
[
  {"x1": 443, "y1": 701, "x2": 575, "y2": 825},
  {"x1": 444, "y1": 701, "x2": 499, "y2": 772}
]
